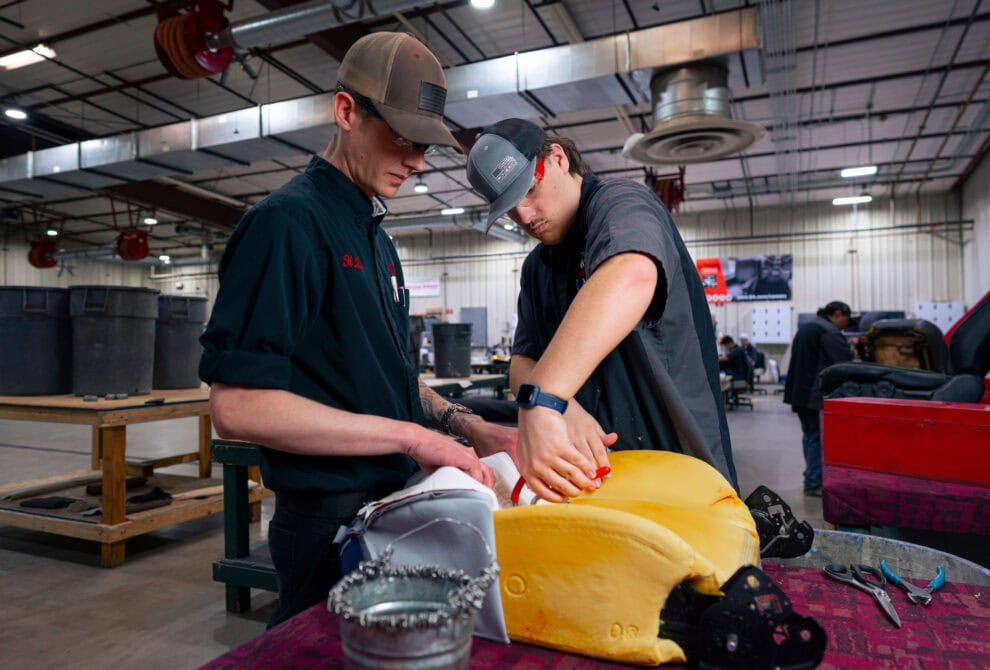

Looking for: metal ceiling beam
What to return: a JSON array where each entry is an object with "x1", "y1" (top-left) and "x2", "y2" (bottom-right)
[
  {"x1": 101, "y1": 182, "x2": 245, "y2": 232},
  {"x1": 0, "y1": 5, "x2": 159, "y2": 57}
]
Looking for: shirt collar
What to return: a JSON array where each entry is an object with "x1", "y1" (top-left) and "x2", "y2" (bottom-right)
[{"x1": 305, "y1": 155, "x2": 389, "y2": 227}]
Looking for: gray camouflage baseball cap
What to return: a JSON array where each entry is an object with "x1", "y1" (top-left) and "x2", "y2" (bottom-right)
[{"x1": 466, "y1": 119, "x2": 547, "y2": 231}]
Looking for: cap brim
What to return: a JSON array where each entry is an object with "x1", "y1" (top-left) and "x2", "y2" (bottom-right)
[
  {"x1": 482, "y1": 155, "x2": 538, "y2": 232},
  {"x1": 376, "y1": 102, "x2": 462, "y2": 153}
]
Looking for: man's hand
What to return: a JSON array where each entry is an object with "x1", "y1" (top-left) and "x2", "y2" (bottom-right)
[
  {"x1": 563, "y1": 400, "x2": 616, "y2": 469},
  {"x1": 404, "y1": 426, "x2": 495, "y2": 488},
  {"x1": 459, "y1": 418, "x2": 519, "y2": 466},
  {"x1": 517, "y1": 406, "x2": 601, "y2": 502}
]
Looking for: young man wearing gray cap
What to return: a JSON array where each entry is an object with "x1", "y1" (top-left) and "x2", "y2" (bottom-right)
[
  {"x1": 467, "y1": 118, "x2": 737, "y2": 503},
  {"x1": 200, "y1": 33, "x2": 515, "y2": 627}
]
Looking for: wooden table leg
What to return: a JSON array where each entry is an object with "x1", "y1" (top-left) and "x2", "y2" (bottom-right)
[
  {"x1": 199, "y1": 414, "x2": 213, "y2": 478},
  {"x1": 100, "y1": 424, "x2": 127, "y2": 567},
  {"x1": 91, "y1": 426, "x2": 102, "y2": 470}
]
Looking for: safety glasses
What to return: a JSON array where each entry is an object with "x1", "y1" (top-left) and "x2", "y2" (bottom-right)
[
  {"x1": 522, "y1": 156, "x2": 546, "y2": 199},
  {"x1": 336, "y1": 83, "x2": 439, "y2": 156}
]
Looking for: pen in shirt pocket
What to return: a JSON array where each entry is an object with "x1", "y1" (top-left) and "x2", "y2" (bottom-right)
[{"x1": 387, "y1": 263, "x2": 400, "y2": 303}]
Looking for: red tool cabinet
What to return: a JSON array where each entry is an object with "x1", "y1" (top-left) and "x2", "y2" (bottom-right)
[{"x1": 822, "y1": 398, "x2": 990, "y2": 486}]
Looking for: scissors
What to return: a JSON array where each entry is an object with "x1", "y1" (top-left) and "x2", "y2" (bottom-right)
[
  {"x1": 824, "y1": 563, "x2": 901, "y2": 628},
  {"x1": 880, "y1": 560, "x2": 945, "y2": 605}
]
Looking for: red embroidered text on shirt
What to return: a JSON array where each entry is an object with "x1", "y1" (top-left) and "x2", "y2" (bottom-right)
[{"x1": 342, "y1": 255, "x2": 364, "y2": 269}]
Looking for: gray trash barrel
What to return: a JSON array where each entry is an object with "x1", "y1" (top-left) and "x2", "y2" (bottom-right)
[
  {"x1": 153, "y1": 295, "x2": 207, "y2": 389},
  {"x1": 0, "y1": 286, "x2": 72, "y2": 395},
  {"x1": 69, "y1": 285, "x2": 159, "y2": 396},
  {"x1": 432, "y1": 323, "x2": 472, "y2": 378}
]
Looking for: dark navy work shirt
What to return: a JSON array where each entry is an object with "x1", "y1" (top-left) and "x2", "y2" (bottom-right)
[
  {"x1": 200, "y1": 155, "x2": 419, "y2": 493},
  {"x1": 512, "y1": 172, "x2": 738, "y2": 489}
]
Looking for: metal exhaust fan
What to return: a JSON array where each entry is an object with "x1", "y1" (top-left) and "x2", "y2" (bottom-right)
[{"x1": 623, "y1": 61, "x2": 765, "y2": 164}]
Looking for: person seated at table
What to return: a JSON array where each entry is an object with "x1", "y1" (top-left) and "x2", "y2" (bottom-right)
[
  {"x1": 738, "y1": 333, "x2": 759, "y2": 365},
  {"x1": 719, "y1": 336, "x2": 750, "y2": 381}
]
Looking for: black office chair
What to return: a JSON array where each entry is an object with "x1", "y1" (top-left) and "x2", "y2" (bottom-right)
[
  {"x1": 724, "y1": 353, "x2": 755, "y2": 411},
  {"x1": 821, "y1": 291, "x2": 990, "y2": 403},
  {"x1": 749, "y1": 350, "x2": 768, "y2": 395}
]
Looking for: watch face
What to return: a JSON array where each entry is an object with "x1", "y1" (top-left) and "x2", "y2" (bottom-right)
[{"x1": 516, "y1": 384, "x2": 536, "y2": 406}]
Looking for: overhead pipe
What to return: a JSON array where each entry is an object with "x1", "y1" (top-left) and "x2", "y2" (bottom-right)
[
  {"x1": 156, "y1": 0, "x2": 435, "y2": 80},
  {"x1": 206, "y1": 0, "x2": 436, "y2": 51},
  {"x1": 37, "y1": 243, "x2": 215, "y2": 267}
]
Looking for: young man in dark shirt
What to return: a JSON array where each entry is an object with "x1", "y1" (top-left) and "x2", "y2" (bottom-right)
[
  {"x1": 200, "y1": 33, "x2": 516, "y2": 627},
  {"x1": 466, "y1": 118, "x2": 737, "y2": 503}
]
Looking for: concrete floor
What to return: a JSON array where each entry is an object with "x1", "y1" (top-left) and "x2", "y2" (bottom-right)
[{"x1": 0, "y1": 388, "x2": 828, "y2": 669}]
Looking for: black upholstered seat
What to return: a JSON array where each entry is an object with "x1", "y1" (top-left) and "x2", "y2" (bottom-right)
[{"x1": 821, "y1": 292, "x2": 990, "y2": 404}]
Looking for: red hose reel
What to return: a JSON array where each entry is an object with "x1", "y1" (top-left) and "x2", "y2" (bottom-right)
[
  {"x1": 28, "y1": 239, "x2": 58, "y2": 269},
  {"x1": 154, "y1": 0, "x2": 232, "y2": 80},
  {"x1": 117, "y1": 229, "x2": 150, "y2": 261}
]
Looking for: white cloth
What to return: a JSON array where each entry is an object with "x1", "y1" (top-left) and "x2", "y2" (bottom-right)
[
  {"x1": 356, "y1": 452, "x2": 548, "y2": 519},
  {"x1": 356, "y1": 465, "x2": 499, "y2": 520}
]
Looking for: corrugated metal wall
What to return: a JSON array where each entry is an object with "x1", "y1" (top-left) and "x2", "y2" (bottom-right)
[
  {"x1": 0, "y1": 242, "x2": 217, "y2": 308},
  {"x1": 679, "y1": 192, "x2": 967, "y2": 345},
  {"x1": 962, "y1": 150, "x2": 990, "y2": 308},
  {"x1": 2, "y1": 189, "x2": 974, "y2": 371},
  {"x1": 392, "y1": 191, "x2": 970, "y2": 370},
  {"x1": 0, "y1": 241, "x2": 154, "y2": 289},
  {"x1": 393, "y1": 231, "x2": 535, "y2": 349}
]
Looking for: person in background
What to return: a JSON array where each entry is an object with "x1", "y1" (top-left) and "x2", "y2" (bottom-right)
[
  {"x1": 739, "y1": 333, "x2": 759, "y2": 364},
  {"x1": 719, "y1": 335, "x2": 750, "y2": 381},
  {"x1": 783, "y1": 301, "x2": 853, "y2": 496},
  {"x1": 199, "y1": 33, "x2": 516, "y2": 628},
  {"x1": 465, "y1": 118, "x2": 738, "y2": 503}
]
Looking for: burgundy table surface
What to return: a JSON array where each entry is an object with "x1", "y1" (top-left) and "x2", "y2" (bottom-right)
[
  {"x1": 200, "y1": 563, "x2": 988, "y2": 670},
  {"x1": 823, "y1": 464, "x2": 990, "y2": 535}
]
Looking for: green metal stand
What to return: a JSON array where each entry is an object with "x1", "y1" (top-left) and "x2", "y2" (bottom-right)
[{"x1": 211, "y1": 440, "x2": 278, "y2": 613}]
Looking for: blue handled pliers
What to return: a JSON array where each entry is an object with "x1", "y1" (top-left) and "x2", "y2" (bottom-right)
[{"x1": 880, "y1": 560, "x2": 945, "y2": 605}]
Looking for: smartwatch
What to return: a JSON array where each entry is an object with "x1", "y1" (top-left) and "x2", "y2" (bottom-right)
[{"x1": 515, "y1": 383, "x2": 568, "y2": 414}]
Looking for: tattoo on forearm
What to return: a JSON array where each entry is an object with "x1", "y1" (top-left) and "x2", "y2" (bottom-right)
[{"x1": 419, "y1": 382, "x2": 446, "y2": 430}]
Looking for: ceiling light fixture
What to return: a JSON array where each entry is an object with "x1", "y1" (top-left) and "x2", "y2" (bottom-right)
[
  {"x1": 840, "y1": 165, "x2": 877, "y2": 178},
  {"x1": 471, "y1": 0, "x2": 495, "y2": 8},
  {"x1": 144, "y1": 217, "x2": 158, "y2": 225},
  {"x1": 413, "y1": 181, "x2": 429, "y2": 194},
  {"x1": 46, "y1": 229, "x2": 58, "y2": 237},
  {"x1": 159, "y1": 254, "x2": 171, "y2": 263},
  {"x1": 441, "y1": 207, "x2": 464, "y2": 216},
  {"x1": 4, "y1": 108, "x2": 27, "y2": 120},
  {"x1": 0, "y1": 44, "x2": 56, "y2": 71},
  {"x1": 832, "y1": 194, "x2": 872, "y2": 206},
  {"x1": 502, "y1": 222, "x2": 515, "y2": 230}
]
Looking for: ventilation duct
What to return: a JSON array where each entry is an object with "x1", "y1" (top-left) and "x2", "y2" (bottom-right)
[{"x1": 622, "y1": 61, "x2": 765, "y2": 165}]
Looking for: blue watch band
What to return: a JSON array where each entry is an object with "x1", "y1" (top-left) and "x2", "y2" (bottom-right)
[{"x1": 515, "y1": 383, "x2": 568, "y2": 414}]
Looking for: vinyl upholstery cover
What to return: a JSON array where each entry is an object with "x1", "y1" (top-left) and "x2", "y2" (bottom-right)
[{"x1": 492, "y1": 450, "x2": 760, "y2": 666}]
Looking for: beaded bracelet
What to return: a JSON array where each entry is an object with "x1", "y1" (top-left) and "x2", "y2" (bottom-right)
[{"x1": 439, "y1": 402, "x2": 474, "y2": 435}]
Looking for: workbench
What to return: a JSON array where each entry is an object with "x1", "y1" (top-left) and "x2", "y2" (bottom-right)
[
  {"x1": 0, "y1": 387, "x2": 265, "y2": 567},
  {"x1": 422, "y1": 372, "x2": 508, "y2": 398},
  {"x1": 201, "y1": 556, "x2": 988, "y2": 669}
]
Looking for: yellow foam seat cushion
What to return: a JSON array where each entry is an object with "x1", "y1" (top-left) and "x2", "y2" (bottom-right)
[{"x1": 492, "y1": 450, "x2": 760, "y2": 666}]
